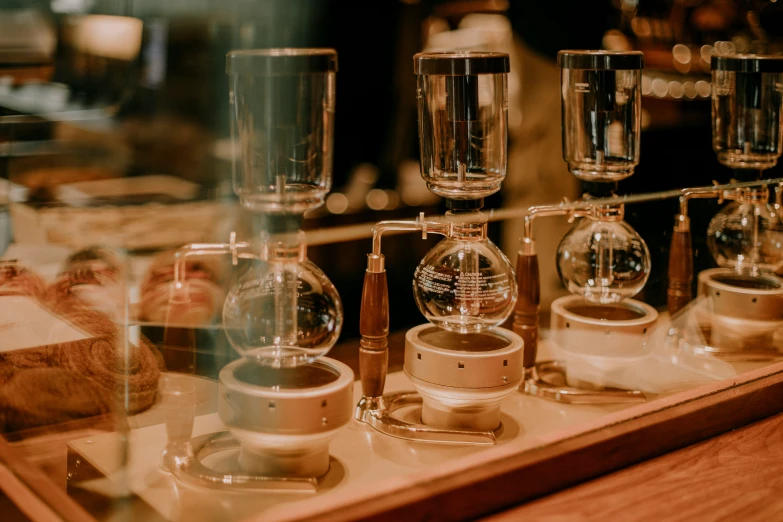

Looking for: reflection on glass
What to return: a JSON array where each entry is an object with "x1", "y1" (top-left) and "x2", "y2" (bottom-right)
[
  {"x1": 223, "y1": 245, "x2": 343, "y2": 367},
  {"x1": 707, "y1": 199, "x2": 783, "y2": 275}
]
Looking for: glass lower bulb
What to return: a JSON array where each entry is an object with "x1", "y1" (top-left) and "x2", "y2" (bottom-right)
[
  {"x1": 707, "y1": 201, "x2": 783, "y2": 275},
  {"x1": 412, "y1": 237, "x2": 516, "y2": 333},
  {"x1": 222, "y1": 258, "x2": 342, "y2": 367},
  {"x1": 557, "y1": 218, "x2": 650, "y2": 304}
]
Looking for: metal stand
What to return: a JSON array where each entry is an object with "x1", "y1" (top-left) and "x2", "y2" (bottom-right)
[
  {"x1": 162, "y1": 432, "x2": 321, "y2": 493},
  {"x1": 669, "y1": 289, "x2": 783, "y2": 362},
  {"x1": 521, "y1": 361, "x2": 647, "y2": 404},
  {"x1": 355, "y1": 392, "x2": 499, "y2": 445}
]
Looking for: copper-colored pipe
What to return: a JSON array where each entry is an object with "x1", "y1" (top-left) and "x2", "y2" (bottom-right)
[
  {"x1": 665, "y1": 187, "x2": 729, "y2": 316},
  {"x1": 513, "y1": 238, "x2": 540, "y2": 369},
  {"x1": 358, "y1": 217, "x2": 443, "y2": 399},
  {"x1": 359, "y1": 255, "x2": 389, "y2": 399},
  {"x1": 667, "y1": 214, "x2": 693, "y2": 316}
]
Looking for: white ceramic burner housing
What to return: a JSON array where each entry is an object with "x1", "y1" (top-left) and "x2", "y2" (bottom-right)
[
  {"x1": 697, "y1": 268, "x2": 783, "y2": 353},
  {"x1": 218, "y1": 357, "x2": 353, "y2": 478},
  {"x1": 549, "y1": 295, "x2": 658, "y2": 388},
  {"x1": 403, "y1": 324, "x2": 523, "y2": 432}
]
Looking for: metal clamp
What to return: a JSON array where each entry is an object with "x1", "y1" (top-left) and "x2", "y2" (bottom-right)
[
  {"x1": 355, "y1": 392, "x2": 498, "y2": 445},
  {"x1": 162, "y1": 432, "x2": 320, "y2": 493},
  {"x1": 522, "y1": 360, "x2": 647, "y2": 404}
]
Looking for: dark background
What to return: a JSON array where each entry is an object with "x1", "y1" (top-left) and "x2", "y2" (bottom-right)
[{"x1": 3, "y1": 0, "x2": 783, "y2": 343}]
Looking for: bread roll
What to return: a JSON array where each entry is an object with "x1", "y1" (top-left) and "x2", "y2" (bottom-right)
[
  {"x1": 45, "y1": 267, "x2": 124, "y2": 320},
  {"x1": 0, "y1": 261, "x2": 46, "y2": 299}
]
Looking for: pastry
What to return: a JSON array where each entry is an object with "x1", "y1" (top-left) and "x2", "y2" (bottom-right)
[
  {"x1": 44, "y1": 266, "x2": 123, "y2": 319},
  {"x1": 0, "y1": 260, "x2": 46, "y2": 299},
  {"x1": 0, "y1": 367, "x2": 112, "y2": 433}
]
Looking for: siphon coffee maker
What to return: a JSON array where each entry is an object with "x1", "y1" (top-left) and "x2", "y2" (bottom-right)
[
  {"x1": 161, "y1": 49, "x2": 353, "y2": 492},
  {"x1": 514, "y1": 50, "x2": 654, "y2": 403},
  {"x1": 667, "y1": 54, "x2": 783, "y2": 360},
  {"x1": 355, "y1": 51, "x2": 524, "y2": 445}
]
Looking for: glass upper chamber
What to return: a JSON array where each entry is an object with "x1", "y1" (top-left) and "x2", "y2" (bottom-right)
[
  {"x1": 414, "y1": 52, "x2": 509, "y2": 200},
  {"x1": 412, "y1": 212, "x2": 517, "y2": 332},
  {"x1": 711, "y1": 55, "x2": 783, "y2": 171},
  {"x1": 228, "y1": 49, "x2": 337, "y2": 214},
  {"x1": 558, "y1": 51, "x2": 643, "y2": 182}
]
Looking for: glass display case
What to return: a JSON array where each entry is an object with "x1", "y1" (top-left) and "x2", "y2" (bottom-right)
[{"x1": 1, "y1": 2, "x2": 783, "y2": 522}]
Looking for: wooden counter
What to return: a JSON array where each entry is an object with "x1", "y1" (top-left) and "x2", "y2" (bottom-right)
[
  {"x1": 483, "y1": 412, "x2": 783, "y2": 522},
  {"x1": 1, "y1": 328, "x2": 782, "y2": 521}
]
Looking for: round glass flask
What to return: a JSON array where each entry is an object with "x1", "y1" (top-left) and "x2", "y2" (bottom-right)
[
  {"x1": 222, "y1": 233, "x2": 343, "y2": 367},
  {"x1": 707, "y1": 195, "x2": 783, "y2": 275},
  {"x1": 556, "y1": 210, "x2": 651, "y2": 304},
  {"x1": 412, "y1": 214, "x2": 516, "y2": 332}
]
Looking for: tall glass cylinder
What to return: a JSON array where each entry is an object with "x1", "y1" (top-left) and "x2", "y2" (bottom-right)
[
  {"x1": 227, "y1": 49, "x2": 337, "y2": 214},
  {"x1": 558, "y1": 51, "x2": 643, "y2": 182},
  {"x1": 414, "y1": 51, "x2": 509, "y2": 200},
  {"x1": 711, "y1": 55, "x2": 783, "y2": 171}
]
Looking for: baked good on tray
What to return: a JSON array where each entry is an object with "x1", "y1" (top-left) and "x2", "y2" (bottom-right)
[
  {"x1": 0, "y1": 255, "x2": 164, "y2": 433},
  {"x1": 62, "y1": 245, "x2": 127, "y2": 277},
  {"x1": 139, "y1": 249, "x2": 225, "y2": 326},
  {"x1": 45, "y1": 265, "x2": 124, "y2": 319},
  {"x1": 0, "y1": 367, "x2": 112, "y2": 433},
  {"x1": 0, "y1": 260, "x2": 47, "y2": 298}
]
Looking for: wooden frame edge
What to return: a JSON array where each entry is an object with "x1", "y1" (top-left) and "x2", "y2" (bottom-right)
[{"x1": 0, "y1": 435, "x2": 96, "y2": 522}]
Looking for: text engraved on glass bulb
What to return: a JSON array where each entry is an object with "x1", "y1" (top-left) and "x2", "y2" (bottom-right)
[
  {"x1": 454, "y1": 272, "x2": 510, "y2": 301},
  {"x1": 236, "y1": 276, "x2": 303, "y2": 299},
  {"x1": 416, "y1": 265, "x2": 453, "y2": 295}
]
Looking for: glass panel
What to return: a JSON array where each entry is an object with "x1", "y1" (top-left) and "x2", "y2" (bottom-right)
[{"x1": 0, "y1": 244, "x2": 134, "y2": 517}]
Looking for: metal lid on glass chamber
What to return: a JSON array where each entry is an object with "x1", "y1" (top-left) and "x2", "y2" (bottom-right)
[
  {"x1": 711, "y1": 54, "x2": 783, "y2": 73},
  {"x1": 413, "y1": 51, "x2": 510, "y2": 75},
  {"x1": 226, "y1": 48, "x2": 338, "y2": 75},
  {"x1": 557, "y1": 50, "x2": 644, "y2": 70}
]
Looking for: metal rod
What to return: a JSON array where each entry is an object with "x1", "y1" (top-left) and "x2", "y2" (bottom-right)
[
  {"x1": 303, "y1": 177, "x2": 783, "y2": 248},
  {"x1": 172, "y1": 237, "x2": 255, "y2": 290}
]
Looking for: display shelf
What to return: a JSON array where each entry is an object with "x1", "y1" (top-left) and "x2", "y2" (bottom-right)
[{"x1": 51, "y1": 336, "x2": 782, "y2": 522}]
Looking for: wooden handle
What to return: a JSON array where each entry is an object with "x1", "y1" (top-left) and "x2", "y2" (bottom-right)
[
  {"x1": 667, "y1": 217, "x2": 693, "y2": 317},
  {"x1": 513, "y1": 252, "x2": 540, "y2": 369},
  {"x1": 359, "y1": 270, "x2": 389, "y2": 398}
]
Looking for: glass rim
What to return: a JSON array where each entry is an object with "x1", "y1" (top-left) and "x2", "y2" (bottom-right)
[
  {"x1": 413, "y1": 51, "x2": 510, "y2": 76},
  {"x1": 226, "y1": 47, "x2": 338, "y2": 75},
  {"x1": 711, "y1": 54, "x2": 783, "y2": 73},
  {"x1": 557, "y1": 50, "x2": 644, "y2": 70}
]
